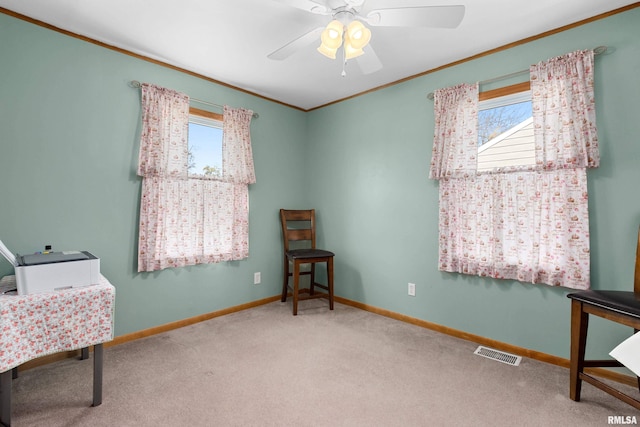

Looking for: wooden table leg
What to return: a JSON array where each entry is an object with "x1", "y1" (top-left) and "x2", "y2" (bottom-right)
[
  {"x1": 1, "y1": 369, "x2": 12, "y2": 427},
  {"x1": 92, "y1": 344, "x2": 103, "y2": 407}
]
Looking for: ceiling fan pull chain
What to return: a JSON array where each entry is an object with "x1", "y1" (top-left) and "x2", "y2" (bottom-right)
[{"x1": 341, "y1": 48, "x2": 347, "y2": 77}]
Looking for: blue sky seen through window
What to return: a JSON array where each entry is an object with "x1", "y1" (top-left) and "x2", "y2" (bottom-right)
[
  {"x1": 188, "y1": 122, "x2": 222, "y2": 177},
  {"x1": 478, "y1": 100, "x2": 532, "y2": 146}
]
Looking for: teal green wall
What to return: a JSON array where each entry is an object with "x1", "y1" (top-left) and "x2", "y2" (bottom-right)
[
  {"x1": 1, "y1": 8, "x2": 639, "y2": 360},
  {"x1": 307, "y1": 8, "x2": 640, "y2": 360},
  {"x1": 0, "y1": 12, "x2": 309, "y2": 336}
]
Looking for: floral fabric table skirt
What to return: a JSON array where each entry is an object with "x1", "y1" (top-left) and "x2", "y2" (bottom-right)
[{"x1": 0, "y1": 275, "x2": 115, "y2": 373}]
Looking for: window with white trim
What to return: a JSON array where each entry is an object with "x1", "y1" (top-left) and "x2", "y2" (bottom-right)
[
  {"x1": 477, "y1": 85, "x2": 534, "y2": 172},
  {"x1": 188, "y1": 107, "x2": 223, "y2": 179}
]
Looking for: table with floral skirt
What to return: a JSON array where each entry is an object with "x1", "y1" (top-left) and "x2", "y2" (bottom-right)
[{"x1": 0, "y1": 274, "x2": 115, "y2": 426}]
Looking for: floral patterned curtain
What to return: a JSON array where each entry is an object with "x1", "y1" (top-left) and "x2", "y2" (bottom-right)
[
  {"x1": 222, "y1": 106, "x2": 256, "y2": 184},
  {"x1": 430, "y1": 50, "x2": 598, "y2": 290},
  {"x1": 137, "y1": 84, "x2": 255, "y2": 272},
  {"x1": 137, "y1": 83, "x2": 189, "y2": 178},
  {"x1": 528, "y1": 49, "x2": 598, "y2": 289},
  {"x1": 429, "y1": 83, "x2": 479, "y2": 179},
  {"x1": 530, "y1": 49, "x2": 599, "y2": 169}
]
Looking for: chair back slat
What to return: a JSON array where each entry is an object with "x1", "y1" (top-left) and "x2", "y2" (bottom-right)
[
  {"x1": 282, "y1": 210, "x2": 313, "y2": 221},
  {"x1": 280, "y1": 209, "x2": 316, "y2": 252},
  {"x1": 635, "y1": 226, "x2": 640, "y2": 293},
  {"x1": 287, "y1": 229, "x2": 312, "y2": 241}
]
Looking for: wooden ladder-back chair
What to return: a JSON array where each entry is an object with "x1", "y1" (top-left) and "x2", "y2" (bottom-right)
[
  {"x1": 280, "y1": 209, "x2": 334, "y2": 315},
  {"x1": 567, "y1": 225, "x2": 640, "y2": 409}
]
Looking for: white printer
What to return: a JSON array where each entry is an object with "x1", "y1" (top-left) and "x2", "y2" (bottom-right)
[{"x1": 0, "y1": 240, "x2": 100, "y2": 295}]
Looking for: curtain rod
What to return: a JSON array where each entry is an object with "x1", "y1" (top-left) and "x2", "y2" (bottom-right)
[
  {"x1": 426, "y1": 45, "x2": 608, "y2": 100},
  {"x1": 129, "y1": 80, "x2": 259, "y2": 118}
]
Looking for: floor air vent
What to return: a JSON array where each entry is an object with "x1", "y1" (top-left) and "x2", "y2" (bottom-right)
[{"x1": 474, "y1": 346, "x2": 522, "y2": 366}]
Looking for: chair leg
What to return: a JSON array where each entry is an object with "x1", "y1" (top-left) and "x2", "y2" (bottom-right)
[
  {"x1": 292, "y1": 261, "x2": 300, "y2": 316},
  {"x1": 281, "y1": 256, "x2": 289, "y2": 302},
  {"x1": 635, "y1": 329, "x2": 640, "y2": 393},
  {"x1": 310, "y1": 263, "x2": 316, "y2": 295},
  {"x1": 328, "y1": 257, "x2": 334, "y2": 310},
  {"x1": 570, "y1": 299, "x2": 589, "y2": 402}
]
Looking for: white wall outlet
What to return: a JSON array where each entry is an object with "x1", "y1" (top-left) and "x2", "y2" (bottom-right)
[
  {"x1": 254, "y1": 272, "x2": 261, "y2": 285},
  {"x1": 408, "y1": 282, "x2": 416, "y2": 296}
]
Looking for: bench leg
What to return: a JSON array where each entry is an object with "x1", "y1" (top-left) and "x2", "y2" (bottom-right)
[{"x1": 570, "y1": 299, "x2": 589, "y2": 401}]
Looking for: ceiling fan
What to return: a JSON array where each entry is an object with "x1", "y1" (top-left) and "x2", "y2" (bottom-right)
[{"x1": 268, "y1": 0, "x2": 465, "y2": 76}]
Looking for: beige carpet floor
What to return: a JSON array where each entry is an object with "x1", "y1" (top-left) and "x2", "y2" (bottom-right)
[{"x1": 7, "y1": 299, "x2": 640, "y2": 426}]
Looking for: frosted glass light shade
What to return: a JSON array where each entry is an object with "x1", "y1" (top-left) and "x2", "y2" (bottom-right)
[
  {"x1": 346, "y1": 20, "x2": 371, "y2": 50},
  {"x1": 316, "y1": 19, "x2": 371, "y2": 62},
  {"x1": 343, "y1": 40, "x2": 364, "y2": 59},
  {"x1": 317, "y1": 43, "x2": 338, "y2": 59},
  {"x1": 322, "y1": 20, "x2": 343, "y2": 49}
]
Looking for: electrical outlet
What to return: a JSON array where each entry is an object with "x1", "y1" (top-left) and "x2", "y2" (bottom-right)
[
  {"x1": 254, "y1": 272, "x2": 261, "y2": 285},
  {"x1": 408, "y1": 282, "x2": 416, "y2": 297}
]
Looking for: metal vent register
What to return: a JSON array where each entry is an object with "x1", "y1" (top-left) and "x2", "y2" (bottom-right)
[{"x1": 474, "y1": 346, "x2": 522, "y2": 366}]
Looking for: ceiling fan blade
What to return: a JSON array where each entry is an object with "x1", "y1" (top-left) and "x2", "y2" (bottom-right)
[
  {"x1": 356, "y1": 44, "x2": 383, "y2": 75},
  {"x1": 271, "y1": 0, "x2": 330, "y2": 14},
  {"x1": 268, "y1": 26, "x2": 325, "y2": 60},
  {"x1": 367, "y1": 5, "x2": 465, "y2": 28}
]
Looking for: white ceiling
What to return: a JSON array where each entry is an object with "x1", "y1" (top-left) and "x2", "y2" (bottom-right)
[{"x1": 0, "y1": 0, "x2": 636, "y2": 110}]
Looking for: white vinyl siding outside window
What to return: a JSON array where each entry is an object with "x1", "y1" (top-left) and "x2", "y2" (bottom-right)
[{"x1": 477, "y1": 90, "x2": 534, "y2": 172}]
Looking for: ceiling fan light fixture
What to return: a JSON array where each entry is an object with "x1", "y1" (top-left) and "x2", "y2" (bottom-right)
[
  {"x1": 321, "y1": 20, "x2": 344, "y2": 48},
  {"x1": 317, "y1": 43, "x2": 338, "y2": 59},
  {"x1": 343, "y1": 41, "x2": 364, "y2": 60},
  {"x1": 346, "y1": 20, "x2": 371, "y2": 50},
  {"x1": 318, "y1": 20, "x2": 345, "y2": 59}
]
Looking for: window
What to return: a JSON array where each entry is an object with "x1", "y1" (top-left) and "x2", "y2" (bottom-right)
[
  {"x1": 429, "y1": 49, "x2": 599, "y2": 290},
  {"x1": 137, "y1": 83, "x2": 256, "y2": 272},
  {"x1": 188, "y1": 107, "x2": 223, "y2": 179},
  {"x1": 477, "y1": 83, "x2": 534, "y2": 172}
]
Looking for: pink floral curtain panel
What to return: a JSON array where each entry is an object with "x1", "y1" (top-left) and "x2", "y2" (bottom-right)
[
  {"x1": 530, "y1": 49, "x2": 599, "y2": 170},
  {"x1": 137, "y1": 84, "x2": 255, "y2": 272},
  {"x1": 429, "y1": 83, "x2": 479, "y2": 179},
  {"x1": 222, "y1": 105, "x2": 256, "y2": 184},
  {"x1": 137, "y1": 84, "x2": 189, "y2": 178},
  {"x1": 430, "y1": 50, "x2": 598, "y2": 290}
]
